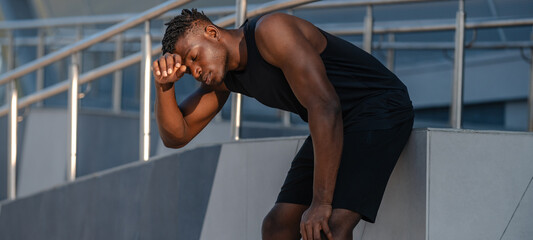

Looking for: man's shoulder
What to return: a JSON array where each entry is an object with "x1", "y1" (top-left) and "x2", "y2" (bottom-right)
[
  {"x1": 255, "y1": 12, "x2": 297, "y2": 34},
  {"x1": 254, "y1": 13, "x2": 320, "y2": 44},
  {"x1": 256, "y1": 12, "x2": 292, "y2": 25},
  {"x1": 252, "y1": 13, "x2": 327, "y2": 69}
]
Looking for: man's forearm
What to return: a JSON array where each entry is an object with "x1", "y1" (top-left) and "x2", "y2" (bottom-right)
[
  {"x1": 308, "y1": 106, "x2": 343, "y2": 204},
  {"x1": 155, "y1": 82, "x2": 189, "y2": 147}
]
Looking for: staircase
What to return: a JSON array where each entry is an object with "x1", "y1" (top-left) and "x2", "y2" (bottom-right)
[
  {"x1": 1, "y1": 128, "x2": 532, "y2": 239},
  {"x1": 1, "y1": 0, "x2": 533, "y2": 239}
]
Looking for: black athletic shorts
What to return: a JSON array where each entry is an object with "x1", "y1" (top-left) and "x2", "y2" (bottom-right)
[{"x1": 276, "y1": 117, "x2": 414, "y2": 223}]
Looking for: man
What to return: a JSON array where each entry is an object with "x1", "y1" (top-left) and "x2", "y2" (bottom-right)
[{"x1": 153, "y1": 9, "x2": 414, "y2": 240}]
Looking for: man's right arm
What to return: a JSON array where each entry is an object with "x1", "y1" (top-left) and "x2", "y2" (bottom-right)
[{"x1": 153, "y1": 53, "x2": 230, "y2": 148}]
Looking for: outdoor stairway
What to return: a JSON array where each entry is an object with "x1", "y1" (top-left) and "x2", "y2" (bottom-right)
[{"x1": 1, "y1": 128, "x2": 532, "y2": 239}]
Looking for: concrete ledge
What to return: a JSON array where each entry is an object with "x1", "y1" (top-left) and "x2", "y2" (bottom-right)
[{"x1": 1, "y1": 128, "x2": 532, "y2": 239}]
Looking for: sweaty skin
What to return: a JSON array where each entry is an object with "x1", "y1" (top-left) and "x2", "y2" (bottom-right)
[{"x1": 152, "y1": 13, "x2": 342, "y2": 240}]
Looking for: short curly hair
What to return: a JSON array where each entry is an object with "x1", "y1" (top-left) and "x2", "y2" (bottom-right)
[{"x1": 161, "y1": 8, "x2": 214, "y2": 54}]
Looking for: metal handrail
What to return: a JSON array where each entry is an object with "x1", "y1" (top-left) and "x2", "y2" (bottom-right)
[
  {"x1": 0, "y1": 1, "x2": 530, "y2": 118},
  {"x1": 0, "y1": 46, "x2": 155, "y2": 116},
  {"x1": 0, "y1": 0, "x2": 451, "y2": 31},
  {"x1": 0, "y1": 31, "x2": 164, "y2": 46},
  {"x1": 2, "y1": 16, "x2": 531, "y2": 49},
  {"x1": 317, "y1": 17, "x2": 533, "y2": 35},
  {"x1": 1, "y1": 38, "x2": 532, "y2": 116},
  {"x1": 296, "y1": 0, "x2": 450, "y2": 9},
  {"x1": 2, "y1": 16, "x2": 531, "y2": 48},
  {"x1": 0, "y1": 6, "x2": 235, "y2": 30},
  {"x1": 374, "y1": 41, "x2": 533, "y2": 49},
  {"x1": 0, "y1": 0, "x2": 320, "y2": 117},
  {"x1": 0, "y1": 1, "x2": 531, "y2": 117},
  {"x1": 216, "y1": 0, "x2": 317, "y2": 28},
  {"x1": 0, "y1": 0, "x2": 193, "y2": 86}
]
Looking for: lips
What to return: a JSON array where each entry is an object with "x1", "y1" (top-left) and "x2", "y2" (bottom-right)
[{"x1": 204, "y1": 72, "x2": 212, "y2": 85}]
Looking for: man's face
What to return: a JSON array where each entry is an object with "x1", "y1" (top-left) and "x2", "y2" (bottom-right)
[{"x1": 174, "y1": 27, "x2": 227, "y2": 86}]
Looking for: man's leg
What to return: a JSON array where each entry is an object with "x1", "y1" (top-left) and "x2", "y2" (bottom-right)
[
  {"x1": 262, "y1": 203, "x2": 307, "y2": 240},
  {"x1": 327, "y1": 208, "x2": 363, "y2": 240}
]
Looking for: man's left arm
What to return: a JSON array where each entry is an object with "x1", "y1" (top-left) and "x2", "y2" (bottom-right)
[{"x1": 255, "y1": 13, "x2": 343, "y2": 240}]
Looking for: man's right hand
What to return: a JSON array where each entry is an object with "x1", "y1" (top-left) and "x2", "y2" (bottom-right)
[{"x1": 152, "y1": 53, "x2": 188, "y2": 85}]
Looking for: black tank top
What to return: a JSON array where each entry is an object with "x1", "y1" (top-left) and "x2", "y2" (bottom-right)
[{"x1": 224, "y1": 16, "x2": 414, "y2": 131}]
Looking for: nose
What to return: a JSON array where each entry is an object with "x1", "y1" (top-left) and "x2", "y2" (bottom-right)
[{"x1": 191, "y1": 64, "x2": 202, "y2": 80}]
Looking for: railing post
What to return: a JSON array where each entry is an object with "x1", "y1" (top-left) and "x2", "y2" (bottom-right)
[
  {"x1": 4, "y1": 31, "x2": 14, "y2": 105},
  {"x1": 67, "y1": 55, "x2": 79, "y2": 181},
  {"x1": 7, "y1": 30, "x2": 17, "y2": 200},
  {"x1": 113, "y1": 33, "x2": 124, "y2": 113},
  {"x1": 75, "y1": 26, "x2": 83, "y2": 70},
  {"x1": 363, "y1": 5, "x2": 373, "y2": 54},
  {"x1": 282, "y1": 111, "x2": 291, "y2": 127},
  {"x1": 280, "y1": 7, "x2": 293, "y2": 128},
  {"x1": 450, "y1": 0, "x2": 465, "y2": 129},
  {"x1": 36, "y1": 29, "x2": 45, "y2": 107},
  {"x1": 527, "y1": 29, "x2": 533, "y2": 132},
  {"x1": 7, "y1": 80, "x2": 17, "y2": 199},
  {"x1": 230, "y1": 0, "x2": 247, "y2": 141},
  {"x1": 386, "y1": 33, "x2": 395, "y2": 71},
  {"x1": 140, "y1": 21, "x2": 151, "y2": 161}
]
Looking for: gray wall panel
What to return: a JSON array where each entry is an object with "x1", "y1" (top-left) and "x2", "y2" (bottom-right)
[
  {"x1": 88, "y1": 161, "x2": 152, "y2": 240},
  {"x1": 0, "y1": 114, "x2": 28, "y2": 201},
  {"x1": 200, "y1": 143, "x2": 249, "y2": 240},
  {"x1": 17, "y1": 109, "x2": 160, "y2": 198},
  {"x1": 428, "y1": 130, "x2": 533, "y2": 240},
  {"x1": 501, "y1": 180, "x2": 533, "y2": 240},
  {"x1": 0, "y1": 145, "x2": 221, "y2": 240},
  {"x1": 356, "y1": 130, "x2": 428, "y2": 240},
  {"x1": 18, "y1": 109, "x2": 68, "y2": 198},
  {"x1": 138, "y1": 146, "x2": 220, "y2": 240},
  {"x1": 244, "y1": 139, "x2": 300, "y2": 239},
  {"x1": 200, "y1": 138, "x2": 302, "y2": 240},
  {"x1": 175, "y1": 148, "x2": 222, "y2": 239}
]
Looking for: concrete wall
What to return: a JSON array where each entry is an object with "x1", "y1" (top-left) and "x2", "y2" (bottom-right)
[
  {"x1": 0, "y1": 115, "x2": 27, "y2": 201},
  {"x1": 13, "y1": 109, "x2": 308, "y2": 199},
  {"x1": 0, "y1": 145, "x2": 221, "y2": 240},
  {"x1": 1, "y1": 128, "x2": 532, "y2": 239},
  {"x1": 355, "y1": 128, "x2": 533, "y2": 240},
  {"x1": 426, "y1": 129, "x2": 533, "y2": 240},
  {"x1": 14, "y1": 108, "x2": 160, "y2": 198}
]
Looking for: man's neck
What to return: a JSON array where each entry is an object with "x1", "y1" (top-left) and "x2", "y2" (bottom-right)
[{"x1": 223, "y1": 28, "x2": 247, "y2": 72}]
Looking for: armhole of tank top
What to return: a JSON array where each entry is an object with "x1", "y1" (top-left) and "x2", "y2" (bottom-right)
[
  {"x1": 222, "y1": 73, "x2": 234, "y2": 91},
  {"x1": 317, "y1": 28, "x2": 329, "y2": 57}
]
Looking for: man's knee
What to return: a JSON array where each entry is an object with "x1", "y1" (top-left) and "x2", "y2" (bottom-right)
[
  {"x1": 328, "y1": 209, "x2": 363, "y2": 239},
  {"x1": 262, "y1": 203, "x2": 307, "y2": 239},
  {"x1": 261, "y1": 211, "x2": 281, "y2": 233},
  {"x1": 262, "y1": 208, "x2": 293, "y2": 234}
]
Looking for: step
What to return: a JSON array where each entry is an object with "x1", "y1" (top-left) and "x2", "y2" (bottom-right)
[{"x1": 0, "y1": 128, "x2": 532, "y2": 239}]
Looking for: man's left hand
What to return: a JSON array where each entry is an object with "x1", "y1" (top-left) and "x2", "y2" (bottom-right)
[{"x1": 300, "y1": 202, "x2": 334, "y2": 240}]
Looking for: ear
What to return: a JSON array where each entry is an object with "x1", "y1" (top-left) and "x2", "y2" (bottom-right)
[{"x1": 204, "y1": 25, "x2": 220, "y2": 41}]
